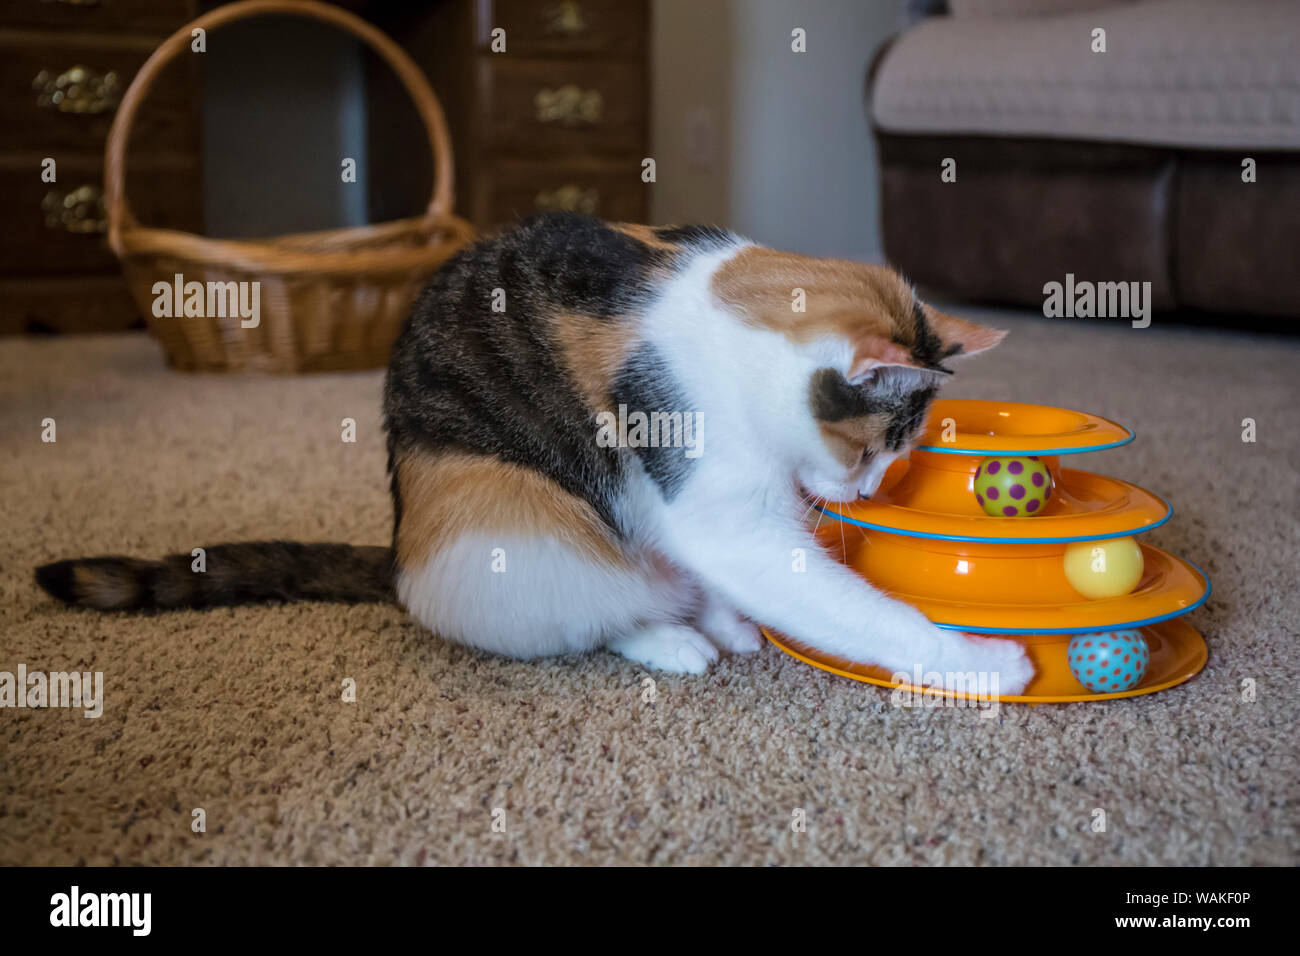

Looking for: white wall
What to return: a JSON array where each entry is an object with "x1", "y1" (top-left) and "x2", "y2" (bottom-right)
[{"x1": 652, "y1": 0, "x2": 904, "y2": 262}]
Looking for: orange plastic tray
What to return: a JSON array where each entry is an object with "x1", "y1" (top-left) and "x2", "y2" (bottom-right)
[
  {"x1": 830, "y1": 536, "x2": 1209, "y2": 633},
  {"x1": 824, "y1": 459, "x2": 1169, "y2": 543},
  {"x1": 763, "y1": 618, "x2": 1207, "y2": 703},
  {"x1": 917, "y1": 399, "x2": 1133, "y2": 455},
  {"x1": 775, "y1": 399, "x2": 1209, "y2": 702}
]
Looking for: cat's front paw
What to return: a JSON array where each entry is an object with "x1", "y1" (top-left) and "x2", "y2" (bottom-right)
[
  {"x1": 608, "y1": 623, "x2": 721, "y2": 674},
  {"x1": 879, "y1": 604, "x2": 1034, "y2": 696},
  {"x1": 951, "y1": 633, "x2": 1034, "y2": 696},
  {"x1": 901, "y1": 623, "x2": 1035, "y2": 697},
  {"x1": 696, "y1": 598, "x2": 764, "y2": 654}
]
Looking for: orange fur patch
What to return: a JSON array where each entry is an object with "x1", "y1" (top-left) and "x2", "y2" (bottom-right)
[
  {"x1": 549, "y1": 312, "x2": 637, "y2": 410},
  {"x1": 394, "y1": 450, "x2": 625, "y2": 569},
  {"x1": 713, "y1": 247, "x2": 912, "y2": 341},
  {"x1": 610, "y1": 222, "x2": 680, "y2": 253},
  {"x1": 711, "y1": 246, "x2": 1004, "y2": 365}
]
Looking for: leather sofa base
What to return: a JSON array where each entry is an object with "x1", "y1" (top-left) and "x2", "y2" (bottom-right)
[{"x1": 875, "y1": 133, "x2": 1300, "y2": 318}]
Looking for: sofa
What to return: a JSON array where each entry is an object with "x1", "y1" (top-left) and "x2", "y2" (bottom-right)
[{"x1": 868, "y1": 0, "x2": 1300, "y2": 318}]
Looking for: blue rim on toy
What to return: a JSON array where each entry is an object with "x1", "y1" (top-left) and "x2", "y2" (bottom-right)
[
  {"x1": 928, "y1": 560, "x2": 1211, "y2": 635},
  {"x1": 915, "y1": 427, "x2": 1136, "y2": 457},
  {"x1": 816, "y1": 492, "x2": 1173, "y2": 545}
]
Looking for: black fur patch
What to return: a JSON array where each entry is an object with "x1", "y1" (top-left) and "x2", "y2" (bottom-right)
[
  {"x1": 35, "y1": 559, "x2": 93, "y2": 605},
  {"x1": 35, "y1": 543, "x2": 393, "y2": 610},
  {"x1": 907, "y1": 299, "x2": 961, "y2": 369},
  {"x1": 385, "y1": 213, "x2": 674, "y2": 534},
  {"x1": 884, "y1": 385, "x2": 938, "y2": 451},
  {"x1": 809, "y1": 368, "x2": 874, "y2": 422},
  {"x1": 388, "y1": 445, "x2": 404, "y2": 549},
  {"x1": 611, "y1": 345, "x2": 699, "y2": 500},
  {"x1": 506, "y1": 211, "x2": 669, "y2": 317},
  {"x1": 810, "y1": 368, "x2": 938, "y2": 452}
]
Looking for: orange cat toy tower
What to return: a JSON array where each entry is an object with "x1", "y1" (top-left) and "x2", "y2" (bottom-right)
[{"x1": 765, "y1": 400, "x2": 1210, "y2": 703}]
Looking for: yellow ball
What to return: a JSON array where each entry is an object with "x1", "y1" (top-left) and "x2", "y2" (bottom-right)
[{"x1": 1063, "y1": 537, "x2": 1144, "y2": 599}]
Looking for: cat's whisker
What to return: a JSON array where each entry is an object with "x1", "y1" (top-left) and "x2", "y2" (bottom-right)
[
  {"x1": 797, "y1": 493, "x2": 822, "y2": 526},
  {"x1": 838, "y1": 506, "x2": 848, "y2": 563},
  {"x1": 811, "y1": 496, "x2": 829, "y2": 537}
]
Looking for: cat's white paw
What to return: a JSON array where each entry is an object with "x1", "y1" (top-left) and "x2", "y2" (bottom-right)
[
  {"x1": 950, "y1": 633, "x2": 1035, "y2": 696},
  {"x1": 608, "y1": 623, "x2": 721, "y2": 674},
  {"x1": 882, "y1": 608, "x2": 1035, "y2": 696},
  {"x1": 696, "y1": 600, "x2": 764, "y2": 654}
]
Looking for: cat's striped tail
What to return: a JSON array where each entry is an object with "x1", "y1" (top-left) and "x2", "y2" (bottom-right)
[{"x1": 35, "y1": 542, "x2": 394, "y2": 611}]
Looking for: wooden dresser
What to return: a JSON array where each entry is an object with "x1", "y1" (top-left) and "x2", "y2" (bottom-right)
[
  {"x1": 0, "y1": 0, "x2": 201, "y2": 334},
  {"x1": 365, "y1": 0, "x2": 651, "y2": 231},
  {"x1": 1, "y1": 0, "x2": 651, "y2": 335}
]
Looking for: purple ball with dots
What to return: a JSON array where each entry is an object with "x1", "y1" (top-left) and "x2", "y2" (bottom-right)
[{"x1": 973, "y1": 456, "x2": 1054, "y2": 517}]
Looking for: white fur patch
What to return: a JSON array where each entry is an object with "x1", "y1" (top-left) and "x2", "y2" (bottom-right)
[{"x1": 396, "y1": 534, "x2": 692, "y2": 659}]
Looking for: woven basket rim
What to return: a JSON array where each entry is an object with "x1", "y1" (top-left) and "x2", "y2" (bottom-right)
[
  {"x1": 101, "y1": 1, "x2": 475, "y2": 374},
  {"x1": 116, "y1": 214, "x2": 474, "y2": 277},
  {"x1": 105, "y1": 0, "x2": 459, "y2": 259}
]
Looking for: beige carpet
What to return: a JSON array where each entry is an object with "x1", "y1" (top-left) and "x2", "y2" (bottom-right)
[{"x1": 3, "y1": 311, "x2": 1298, "y2": 866}]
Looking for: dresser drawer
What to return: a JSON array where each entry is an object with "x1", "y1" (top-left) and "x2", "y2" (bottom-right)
[
  {"x1": 477, "y1": 59, "x2": 645, "y2": 155},
  {"x1": 0, "y1": 274, "x2": 142, "y2": 334},
  {"x1": 476, "y1": 0, "x2": 647, "y2": 55},
  {"x1": 0, "y1": 163, "x2": 200, "y2": 276},
  {"x1": 479, "y1": 159, "x2": 647, "y2": 225},
  {"x1": 0, "y1": 35, "x2": 196, "y2": 155},
  {"x1": 0, "y1": 0, "x2": 193, "y2": 34}
]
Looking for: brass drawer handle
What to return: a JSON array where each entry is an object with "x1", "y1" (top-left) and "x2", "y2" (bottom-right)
[
  {"x1": 42, "y1": 184, "x2": 107, "y2": 234},
  {"x1": 53, "y1": 0, "x2": 105, "y2": 6},
  {"x1": 34, "y1": 65, "x2": 121, "y2": 114},
  {"x1": 535, "y1": 185, "x2": 599, "y2": 214},
  {"x1": 534, "y1": 85, "x2": 603, "y2": 125},
  {"x1": 546, "y1": 1, "x2": 587, "y2": 35}
]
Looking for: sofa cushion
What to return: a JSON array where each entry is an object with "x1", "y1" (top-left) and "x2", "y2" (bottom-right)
[
  {"x1": 872, "y1": 0, "x2": 1300, "y2": 149},
  {"x1": 1175, "y1": 155, "x2": 1300, "y2": 315}
]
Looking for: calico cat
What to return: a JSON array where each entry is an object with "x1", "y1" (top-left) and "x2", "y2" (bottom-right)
[{"x1": 36, "y1": 213, "x2": 1033, "y2": 693}]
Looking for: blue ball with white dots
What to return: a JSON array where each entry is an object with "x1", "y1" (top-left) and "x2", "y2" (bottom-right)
[{"x1": 1066, "y1": 630, "x2": 1149, "y2": 693}]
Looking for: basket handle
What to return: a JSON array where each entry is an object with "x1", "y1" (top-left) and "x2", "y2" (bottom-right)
[{"x1": 104, "y1": 0, "x2": 455, "y2": 256}]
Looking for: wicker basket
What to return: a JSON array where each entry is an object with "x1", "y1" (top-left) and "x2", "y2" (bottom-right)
[{"x1": 104, "y1": 0, "x2": 474, "y2": 373}]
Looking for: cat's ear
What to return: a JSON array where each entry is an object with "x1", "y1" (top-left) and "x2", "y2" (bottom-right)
[
  {"x1": 849, "y1": 337, "x2": 950, "y2": 388},
  {"x1": 848, "y1": 337, "x2": 926, "y2": 382},
  {"x1": 925, "y1": 307, "x2": 1007, "y2": 358}
]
